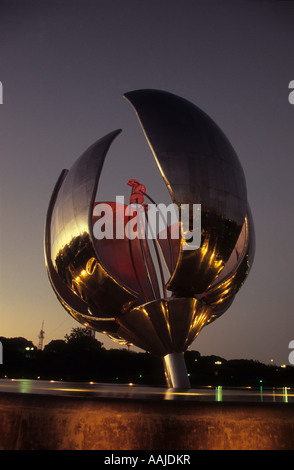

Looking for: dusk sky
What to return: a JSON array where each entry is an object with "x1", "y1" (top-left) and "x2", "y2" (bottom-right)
[{"x1": 1, "y1": 0, "x2": 294, "y2": 366}]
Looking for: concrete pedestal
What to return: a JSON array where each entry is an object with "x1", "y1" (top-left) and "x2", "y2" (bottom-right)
[{"x1": 0, "y1": 392, "x2": 293, "y2": 450}]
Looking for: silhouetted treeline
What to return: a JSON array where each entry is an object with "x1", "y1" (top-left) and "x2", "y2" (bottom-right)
[{"x1": 1, "y1": 330, "x2": 294, "y2": 387}]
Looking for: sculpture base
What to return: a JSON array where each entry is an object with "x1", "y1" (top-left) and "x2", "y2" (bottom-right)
[
  {"x1": 0, "y1": 391, "x2": 294, "y2": 450},
  {"x1": 163, "y1": 352, "x2": 191, "y2": 389}
]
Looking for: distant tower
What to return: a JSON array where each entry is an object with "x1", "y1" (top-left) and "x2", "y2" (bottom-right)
[{"x1": 38, "y1": 321, "x2": 45, "y2": 350}]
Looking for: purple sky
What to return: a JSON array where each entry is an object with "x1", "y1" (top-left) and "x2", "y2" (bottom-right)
[{"x1": 1, "y1": 0, "x2": 294, "y2": 366}]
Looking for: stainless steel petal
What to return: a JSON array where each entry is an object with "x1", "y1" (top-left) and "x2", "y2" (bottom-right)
[
  {"x1": 46, "y1": 130, "x2": 138, "y2": 324},
  {"x1": 124, "y1": 89, "x2": 248, "y2": 295},
  {"x1": 204, "y1": 204, "x2": 255, "y2": 315}
]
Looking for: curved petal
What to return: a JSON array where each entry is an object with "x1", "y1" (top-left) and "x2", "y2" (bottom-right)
[
  {"x1": 44, "y1": 169, "x2": 93, "y2": 317},
  {"x1": 203, "y1": 204, "x2": 255, "y2": 316},
  {"x1": 45, "y1": 130, "x2": 138, "y2": 323},
  {"x1": 124, "y1": 89, "x2": 248, "y2": 295}
]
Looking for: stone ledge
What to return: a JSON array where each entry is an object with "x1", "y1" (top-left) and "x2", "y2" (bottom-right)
[{"x1": 0, "y1": 392, "x2": 293, "y2": 450}]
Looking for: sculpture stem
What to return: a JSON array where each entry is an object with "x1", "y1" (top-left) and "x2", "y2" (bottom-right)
[{"x1": 163, "y1": 352, "x2": 191, "y2": 389}]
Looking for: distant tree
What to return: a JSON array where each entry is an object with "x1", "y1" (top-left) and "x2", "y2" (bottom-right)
[
  {"x1": 64, "y1": 327, "x2": 91, "y2": 342},
  {"x1": 64, "y1": 327, "x2": 103, "y2": 352},
  {"x1": 44, "y1": 339, "x2": 67, "y2": 354},
  {"x1": 0, "y1": 336, "x2": 37, "y2": 379},
  {"x1": 0, "y1": 336, "x2": 35, "y2": 352}
]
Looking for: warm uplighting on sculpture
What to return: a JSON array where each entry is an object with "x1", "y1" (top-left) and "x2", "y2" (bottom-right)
[{"x1": 44, "y1": 89, "x2": 255, "y2": 388}]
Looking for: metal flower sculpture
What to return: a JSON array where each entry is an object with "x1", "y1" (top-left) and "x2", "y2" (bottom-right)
[{"x1": 44, "y1": 89, "x2": 255, "y2": 388}]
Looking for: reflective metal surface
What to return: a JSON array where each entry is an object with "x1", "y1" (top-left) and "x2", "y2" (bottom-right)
[
  {"x1": 124, "y1": 89, "x2": 249, "y2": 296},
  {"x1": 163, "y1": 353, "x2": 191, "y2": 389},
  {"x1": 92, "y1": 201, "x2": 161, "y2": 306},
  {"x1": 117, "y1": 297, "x2": 213, "y2": 357},
  {"x1": 44, "y1": 131, "x2": 138, "y2": 343},
  {"x1": 45, "y1": 89, "x2": 255, "y2": 386}
]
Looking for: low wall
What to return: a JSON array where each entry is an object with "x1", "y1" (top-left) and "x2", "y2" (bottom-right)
[{"x1": 0, "y1": 392, "x2": 293, "y2": 450}]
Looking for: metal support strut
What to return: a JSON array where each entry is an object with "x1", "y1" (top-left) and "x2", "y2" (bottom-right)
[{"x1": 163, "y1": 352, "x2": 191, "y2": 389}]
